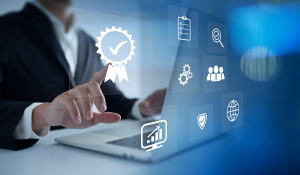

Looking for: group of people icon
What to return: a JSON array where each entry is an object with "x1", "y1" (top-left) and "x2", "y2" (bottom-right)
[{"x1": 207, "y1": 65, "x2": 225, "y2": 82}]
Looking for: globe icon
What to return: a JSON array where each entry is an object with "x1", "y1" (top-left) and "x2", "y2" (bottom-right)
[{"x1": 227, "y1": 100, "x2": 239, "y2": 122}]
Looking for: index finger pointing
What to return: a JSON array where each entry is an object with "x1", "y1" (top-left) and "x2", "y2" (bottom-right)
[{"x1": 90, "y1": 63, "x2": 112, "y2": 84}]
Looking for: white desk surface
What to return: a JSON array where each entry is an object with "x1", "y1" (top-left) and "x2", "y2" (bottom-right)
[
  {"x1": 0, "y1": 120, "x2": 138, "y2": 175},
  {"x1": 0, "y1": 119, "x2": 231, "y2": 175},
  {"x1": 0, "y1": 120, "x2": 173, "y2": 175}
]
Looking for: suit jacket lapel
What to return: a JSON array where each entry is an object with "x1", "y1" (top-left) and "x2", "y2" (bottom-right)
[{"x1": 25, "y1": 4, "x2": 76, "y2": 88}]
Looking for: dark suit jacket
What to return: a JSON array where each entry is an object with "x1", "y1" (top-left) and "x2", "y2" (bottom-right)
[{"x1": 0, "y1": 3, "x2": 137, "y2": 151}]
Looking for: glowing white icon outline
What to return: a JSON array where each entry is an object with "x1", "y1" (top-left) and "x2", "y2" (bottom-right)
[
  {"x1": 206, "y1": 65, "x2": 225, "y2": 82},
  {"x1": 141, "y1": 120, "x2": 167, "y2": 152},
  {"x1": 179, "y1": 64, "x2": 193, "y2": 85},
  {"x1": 197, "y1": 113, "x2": 207, "y2": 130},
  {"x1": 95, "y1": 26, "x2": 136, "y2": 83},
  {"x1": 212, "y1": 28, "x2": 224, "y2": 48},
  {"x1": 227, "y1": 100, "x2": 239, "y2": 122},
  {"x1": 178, "y1": 16, "x2": 191, "y2": 41}
]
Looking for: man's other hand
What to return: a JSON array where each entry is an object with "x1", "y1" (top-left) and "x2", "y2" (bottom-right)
[
  {"x1": 32, "y1": 63, "x2": 121, "y2": 130},
  {"x1": 138, "y1": 88, "x2": 167, "y2": 118}
]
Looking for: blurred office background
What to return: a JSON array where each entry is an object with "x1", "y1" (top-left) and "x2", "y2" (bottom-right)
[{"x1": 1, "y1": 0, "x2": 299, "y2": 99}]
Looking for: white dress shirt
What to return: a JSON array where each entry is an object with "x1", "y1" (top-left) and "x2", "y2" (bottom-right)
[{"x1": 13, "y1": 1, "x2": 143, "y2": 140}]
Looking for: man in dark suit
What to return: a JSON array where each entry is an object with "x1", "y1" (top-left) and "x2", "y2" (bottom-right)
[{"x1": 0, "y1": 0, "x2": 166, "y2": 151}]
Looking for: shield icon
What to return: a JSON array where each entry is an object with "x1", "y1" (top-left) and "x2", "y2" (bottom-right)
[{"x1": 197, "y1": 113, "x2": 207, "y2": 130}]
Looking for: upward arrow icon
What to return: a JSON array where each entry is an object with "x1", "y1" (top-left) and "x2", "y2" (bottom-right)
[{"x1": 148, "y1": 126, "x2": 160, "y2": 137}]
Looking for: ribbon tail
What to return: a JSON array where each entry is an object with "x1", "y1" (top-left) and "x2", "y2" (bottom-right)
[
  {"x1": 105, "y1": 65, "x2": 117, "y2": 83},
  {"x1": 117, "y1": 65, "x2": 128, "y2": 82},
  {"x1": 104, "y1": 64, "x2": 128, "y2": 83}
]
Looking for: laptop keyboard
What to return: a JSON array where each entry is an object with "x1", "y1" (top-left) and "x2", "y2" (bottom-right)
[{"x1": 106, "y1": 132, "x2": 152, "y2": 150}]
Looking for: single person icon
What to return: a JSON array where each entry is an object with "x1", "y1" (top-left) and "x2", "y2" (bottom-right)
[
  {"x1": 219, "y1": 67, "x2": 225, "y2": 80},
  {"x1": 217, "y1": 69, "x2": 221, "y2": 81},
  {"x1": 207, "y1": 67, "x2": 213, "y2": 81},
  {"x1": 212, "y1": 65, "x2": 219, "y2": 82}
]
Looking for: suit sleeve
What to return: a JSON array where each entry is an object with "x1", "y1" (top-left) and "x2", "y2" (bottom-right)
[
  {"x1": 100, "y1": 81, "x2": 138, "y2": 119},
  {"x1": 0, "y1": 39, "x2": 38, "y2": 151}
]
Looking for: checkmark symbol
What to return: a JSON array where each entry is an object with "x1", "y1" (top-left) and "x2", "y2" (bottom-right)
[
  {"x1": 197, "y1": 113, "x2": 207, "y2": 130},
  {"x1": 109, "y1": 41, "x2": 128, "y2": 55},
  {"x1": 200, "y1": 118, "x2": 205, "y2": 123}
]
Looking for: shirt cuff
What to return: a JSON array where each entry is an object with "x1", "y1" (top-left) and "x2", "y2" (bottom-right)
[
  {"x1": 30, "y1": 126, "x2": 50, "y2": 139},
  {"x1": 131, "y1": 99, "x2": 145, "y2": 120},
  {"x1": 13, "y1": 103, "x2": 50, "y2": 140}
]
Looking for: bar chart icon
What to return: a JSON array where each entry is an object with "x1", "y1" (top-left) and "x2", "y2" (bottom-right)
[
  {"x1": 141, "y1": 120, "x2": 167, "y2": 152},
  {"x1": 147, "y1": 126, "x2": 163, "y2": 144}
]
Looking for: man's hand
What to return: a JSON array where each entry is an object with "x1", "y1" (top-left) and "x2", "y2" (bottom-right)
[
  {"x1": 138, "y1": 88, "x2": 167, "y2": 118},
  {"x1": 32, "y1": 64, "x2": 121, "y2": 130}
]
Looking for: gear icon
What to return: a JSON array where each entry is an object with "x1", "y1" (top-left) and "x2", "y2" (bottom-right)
[
  {"x1": 183, "y1": 64, "x2": 191, "y2": 74},
  {"x1": 179, "y1": 64, "x2": 193, "y2": 85},
  {"x1": 95, "y1": 26, "x2": 135, "y2": 66},
  {"x1": 178, "y1": 73, "x2": 189, "y2": 85}
]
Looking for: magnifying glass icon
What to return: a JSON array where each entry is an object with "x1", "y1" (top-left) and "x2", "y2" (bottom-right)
[{"x1": 212, "y1": 28, "x2": 224, "y2": 48}]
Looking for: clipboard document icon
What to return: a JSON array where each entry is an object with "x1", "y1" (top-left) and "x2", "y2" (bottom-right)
[{"x1": 178, "y1": 16, "x2": 191, "y2": 41}]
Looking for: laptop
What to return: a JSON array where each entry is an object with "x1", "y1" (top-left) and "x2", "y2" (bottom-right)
[
  {"x1": 55, "y1": 8, "x2": 242, "y2": 163},
  {"x1": 54, "y1": 54, "x2": 187, "y2": 163},
  {"x1": 54, "y1": 50, "x2": 229, "y2": 163}
]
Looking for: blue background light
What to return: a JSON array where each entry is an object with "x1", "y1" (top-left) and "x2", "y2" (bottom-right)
[{"x1": 229, "y1": 3, "x2": 300, "y2": 56}]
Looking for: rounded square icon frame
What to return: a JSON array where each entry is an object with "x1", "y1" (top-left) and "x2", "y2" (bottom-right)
[
  {"x1": 67, "y1": 8, "x2": 154, "y2": 96},
  {"x1": 126, "y1": 105, "x2": 177, "y2": 172},
  {"x1": 190, "y1": 104, "x2": 213, "y2": 142},
  {"x1": 203, "y1": 55, "x2": 227, "y2": 93},
  {"x1": 221, "y1": 91, "x2": 243, "y2": 132},
  {"x1": 207, "y1": 21, "x2": 227, "y2": 53},
  {"x1": 168, "y1": 5, "x2": 199, "y2": 48},
  {"x1": 140, "y1": 120, "x2": 167, "y2": 150},
  {"x1": 171, "y1": 57, "x2": 200, "y2": 93}
]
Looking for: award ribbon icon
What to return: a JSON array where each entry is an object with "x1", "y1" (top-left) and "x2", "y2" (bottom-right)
[{"x1": 96, "y1": 26, "x2": 135, "y2": 83}]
